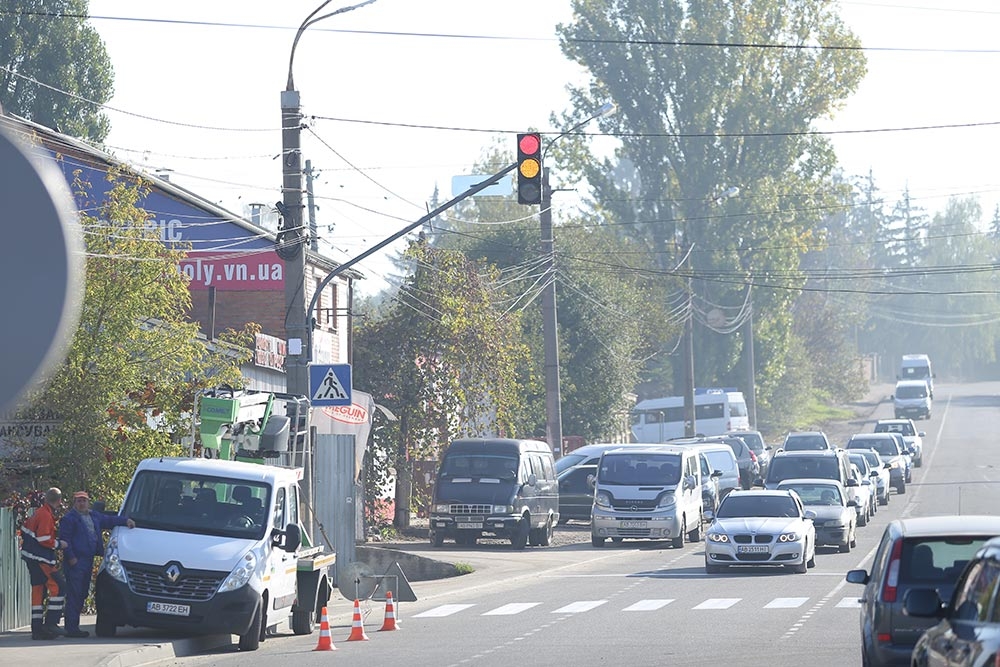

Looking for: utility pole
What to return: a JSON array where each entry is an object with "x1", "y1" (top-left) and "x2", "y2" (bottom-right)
[
  {"x1": 745, "y1": 303, "x2": 757, "y2": 428},
  {"x1": 305, "y1": 159, "x2": 320, "y2": 252},
  {"x1": 540, "y1": 167, "x2": 563, "y2": 456},
  {"x1": 683, "y1": 275, "x2": 696, "y2": 437}
]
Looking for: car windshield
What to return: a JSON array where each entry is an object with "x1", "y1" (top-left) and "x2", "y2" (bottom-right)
[
  {"x1": 780, "y1": 483, "x2": 843, "y2": 506},
  {"x1": 784, "y1": 435, "x2": 827, "y2": 451},
  {"x1": 439, "y1": 454, "x2": 519, "y2": 480},
  {"x1": 767, "y1": 456, "x2": 840, "y2": 482},
  {"x1": 875, "y1": 422, "x2": 914, "y2": 436},
  {"x1": 598, "y1": 453, "x2": 682, "y2": 485},
  {"x1": 123, "y1": 470, "x2": 270, "y2": 540},
  {"x1": 555, "y1": 453, "x2": 588, "y2": 474},
  {"x1": 849, "y1": 438, "x2": 897, "y2": 457},
  {"x1": 717, "y1": 494, "x2": 799, "y2": 518}
]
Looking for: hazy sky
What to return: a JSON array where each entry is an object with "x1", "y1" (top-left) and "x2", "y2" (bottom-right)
[{"x1": 83, "y1": 0, "x2": 1000, "y2": 295}]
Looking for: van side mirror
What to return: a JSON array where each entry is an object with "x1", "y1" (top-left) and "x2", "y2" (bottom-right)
[
  {"x1": 684, "y1": 474, "x2": 696, "y2": 490},
  {"x1": 524, "y1": 474, "x2": 538, "y2": 488},
  {"x1": 272, "y1": 522, "x2": 301, "y2": 553},
  {"x1": 587, "y1": 474, "x2": 596, "y2": 489},
  {"x1": 918, "y1": 432, "x2": 926, "y2": 437}
]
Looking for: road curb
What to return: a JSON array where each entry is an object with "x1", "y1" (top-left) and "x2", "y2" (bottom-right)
[{"x1": 98, "y1": 634, "x2": 232, "y2": 667}]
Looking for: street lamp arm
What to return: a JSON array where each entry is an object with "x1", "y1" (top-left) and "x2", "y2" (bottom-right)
[{"x1": 286, "y1": 0, "x2": 378, "y2": 90}]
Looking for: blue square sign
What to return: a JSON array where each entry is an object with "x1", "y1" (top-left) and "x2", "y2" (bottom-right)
[{"x1": 309, "y1": 364, "x2": 352, "y2": 407}]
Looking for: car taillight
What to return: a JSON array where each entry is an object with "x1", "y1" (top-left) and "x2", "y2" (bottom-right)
[{"x1": 881, "y1": 538, "x2": 903, "y2": 602}]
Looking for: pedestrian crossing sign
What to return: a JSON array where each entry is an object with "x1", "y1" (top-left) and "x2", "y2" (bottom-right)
[{"x1": 309, "y1": 364, "x2": 352, "y2": 407}]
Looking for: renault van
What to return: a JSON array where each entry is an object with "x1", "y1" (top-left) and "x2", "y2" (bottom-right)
[
  {"x1": 429, "y1": 438, "x2": 559, "y2": 549},
  {"x1": 590, "y1": 445, "x2": 703, "y2": 548}
]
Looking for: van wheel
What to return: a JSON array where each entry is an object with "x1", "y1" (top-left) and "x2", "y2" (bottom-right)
[
  {"x1": 238, "y1": 599, "x2": 263, "y2": 651},
  {"x1": 896, "y1": 480, "x2": 906, "y2": 494},
  {"x1": 95, "y1": 612, "x2": 116, "y2": 638},
  {"x1": 431, "y1": 531, "x2": 445, "y2": 547},
  {"x1": 538, "y1": 516, "x2": 554, "y2": 547},
  {"x1": 292, "y1": 607, "x2": 315, "y2": 635},
  {"x1": 671, "y1": 518, "x2": 685, "y2": 548},
  {"x1": 687, "y1": 513, "x2": 702, "y2": 542},
  {"x1": 510, "y1": 516, "x2": 529, "y2": 550},
  {"x1": 591, "y1": 533, "x2": 605, "y2": 547}
]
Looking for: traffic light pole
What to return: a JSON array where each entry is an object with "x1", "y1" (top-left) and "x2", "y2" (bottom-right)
[{"x1": 540, "y1": 167, "x2": 563, "y2": 456}]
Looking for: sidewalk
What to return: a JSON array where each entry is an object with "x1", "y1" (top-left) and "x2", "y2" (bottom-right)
[{"x1": 0, "y1": 614, "x2": 234, "y2": 667}]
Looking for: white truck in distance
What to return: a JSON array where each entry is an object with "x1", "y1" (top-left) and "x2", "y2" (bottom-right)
[{"x1": 94, "y1": 390, "x2": 335, "y2": 651}]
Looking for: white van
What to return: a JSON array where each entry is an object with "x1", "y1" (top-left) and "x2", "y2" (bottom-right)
[
  {"x1": 630, "y1": 390, "x2": 749, "y2": 442},
  {"x1": 899, "y1": 354, "x2": 934, "y2": 398},
  {"x1": 893, "y1": 379, "x2": 932, "y2": 420},
  {"x1": 590, "y1": 445, "x2": 703, "y2": 548}
]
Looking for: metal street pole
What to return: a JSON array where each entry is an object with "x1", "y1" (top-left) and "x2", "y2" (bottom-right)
[
  {"x1": 540, "y1": 167, "x2": 563, "y2": 456},
  {"x1": 745, "y1": 301, "x2": 757, "y2": 428},
  {"x1": 683, "y1": 270, "x2": 696, "y2": 437}
]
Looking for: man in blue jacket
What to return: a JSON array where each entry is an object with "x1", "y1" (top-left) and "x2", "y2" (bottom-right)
[{"x1": 58, "y1": 491, "x2": 135, "y2": 638}]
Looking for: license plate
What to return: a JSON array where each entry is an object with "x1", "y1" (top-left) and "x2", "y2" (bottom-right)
[
  {"x1": 621, "y1": 521, "x2": 647, "y2": 529},
  {"x1": 457, "y1": 516, "x2": 484, "y2": 523},
  {"x1": 457, "y1": 522, "x2": 483, "y2": 529},
  {"x1": 147, "y1": 601, "x2": 190, "y2": 616},
  {"x1": 737, "y1": 545, "x2": 769, "y2": 553}
]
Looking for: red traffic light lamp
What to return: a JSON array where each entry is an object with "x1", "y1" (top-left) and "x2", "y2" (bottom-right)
[{"x1": 516, "y1": 132, "x2": 542, "y2": 205}]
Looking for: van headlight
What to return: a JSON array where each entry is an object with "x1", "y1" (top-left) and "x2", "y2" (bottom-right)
[
  {"x1": 594, "y1": 491, "x2": 612, "y2": 508},
  {"x1": 492, "y1": 505, "x2": 513, "y2": 514},
  {"x1": 219, "y1": 551, "x2": 257, "y2": 593},
  {"x1": 432, "y1": 504, "x2": 450, "y2": 514},
  {"x1": 656, "y1": 492, "x2": 676, "y2": 509},
  {"x1": 103, "y1": 536, "x2": 127, "y2": 583}
]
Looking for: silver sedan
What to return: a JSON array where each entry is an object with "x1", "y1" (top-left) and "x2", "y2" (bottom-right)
[
  {"x1": 704, "y1": 489, "x2": 817, "y2": 574},
  {"x1": 777, "y1": 479, "x2": 857, "y2": 553}
]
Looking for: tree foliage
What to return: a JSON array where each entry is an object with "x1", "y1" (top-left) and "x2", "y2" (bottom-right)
[
  {"x1": 6, "y1": 169, "x2": 251, "y2": 506},
  {"x1": 0, "y1": 0, "x2": 113, "y2": 141},
  {"x1": 556, "y1": 0, "x2": 868, "y2": 425}
]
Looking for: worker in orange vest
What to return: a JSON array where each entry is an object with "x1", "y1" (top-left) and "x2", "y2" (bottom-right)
[{"x1": 20, "y1": 487, "x2": 68, "y2": 640}]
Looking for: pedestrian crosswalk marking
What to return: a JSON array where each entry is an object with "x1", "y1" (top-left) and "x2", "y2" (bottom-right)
[
  {"x1": 765, "y1": 597, "x2": 810, "y2": 609},
  {"x1": 483, "y1": 603, "x2": 541, "y2": 616},
  {"x1": 693, "y1": 598, "x2": 741, "y2": 610},
  {"x1": 413, "y1": 604, "x2": 475, "y2": 618},
  {"x1": 552, "y1": 600, "x2": 607, "y2": 614},
  {"x1": 623, "y1": 599, "x2": 675, "y2": 612},
  {"x1": 836, "y1": 597, "x2": 862, "y2": 608}
]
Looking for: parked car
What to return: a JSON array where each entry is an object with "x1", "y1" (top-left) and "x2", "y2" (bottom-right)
[
  {"x1": 728, "y1": 429, "x2": 772, "y2": 479},
  {"x1": 846, "y1": 452, "x2": 879, "y2": 523},
  {"x1": 908, "y1": 536, "x2": 1000, "y2": 666},
  {"x1": 777, "y1": 478, "x2": 857, "y2": 553},
  {"x1": 845, "y1": 433, "x2": 910, "y2": 494},
  {"x1": 781, "y1": 431, "x2": 834, "y2": 452},
  {"x1": 854, "y1": 448, "x2": 892, "y2": 506},
  {"x1": 704, "y1": 489, "x2": 817, "y2": 574},
  {"x1": 845, "y1": 515, "x2": 1000, "y2": 666},
  {"x1": 874, "y1": 418, "x2": 925, "y2": 468},
  {"x1": 557, "y1": 464, "x2": 597, "y2": 524}
]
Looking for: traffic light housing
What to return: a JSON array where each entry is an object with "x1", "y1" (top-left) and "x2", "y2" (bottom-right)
[{"x1": 516, "y1": 132, "x2": 542, "y2": 205}]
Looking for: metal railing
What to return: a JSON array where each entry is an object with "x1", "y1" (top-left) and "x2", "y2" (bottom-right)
[{"x1": 0, "y1": 507, "x2": 30, "y2": 631}]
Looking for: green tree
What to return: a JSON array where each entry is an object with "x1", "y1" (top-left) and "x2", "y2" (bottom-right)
[
  {"x1": 352, "y1": 239, "x2": 530, "y2": 527},
  {"x1": 556, "y1": 0, "x2": 868, "y2": 420},
  {"x1": 8, "y1": 168, "x2": 250, "y2": 505},
  {"x1": 0, "y1": 0, "x2": 113, "y2": 142}
]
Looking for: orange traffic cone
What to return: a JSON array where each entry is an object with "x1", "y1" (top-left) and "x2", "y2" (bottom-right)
[
  {"x1": 379, "y1": 591, "x2": 399, "y2": 631},
  {"x1": 314, "y1": 606, "x2": 336, "y2": 651},
  {"x1": 346, "y1": 598, "x2": 369, "y2": 641}
]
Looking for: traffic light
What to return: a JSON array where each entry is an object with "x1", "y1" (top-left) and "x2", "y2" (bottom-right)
[{"x1": 516, "y1": 132, "x2": 542, "y2": 205}]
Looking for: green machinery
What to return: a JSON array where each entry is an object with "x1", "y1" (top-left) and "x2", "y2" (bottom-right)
[{"x1": 195, "y1": 387, "x2": 310, "y2": 464}]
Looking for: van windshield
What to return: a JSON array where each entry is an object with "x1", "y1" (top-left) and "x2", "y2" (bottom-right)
[
  {"x1": 767, "y1": 456, "x2": 840, "y2": 483},
  {"x1": 599, "y1": 453, "x2": 682, "y2": 485},
  {"x1": 901, "y1": 366, "x2": 930, "y2": 381},
  {"x1": 123, "y1": 470, "x2": 270, "y2": 540},
  {"x1": 896, "y1": 384, "x2": 928, "y2": 399},
  {"x1": 439, "y1": 454, "x2": 518, "y2": 480}
]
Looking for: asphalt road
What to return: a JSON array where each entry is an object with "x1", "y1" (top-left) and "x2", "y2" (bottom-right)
[{"x1": 14, "y1": 381, "x2": 998, "y2": 667}]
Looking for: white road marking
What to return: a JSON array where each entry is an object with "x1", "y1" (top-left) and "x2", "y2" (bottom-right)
[
  {"x1": 552, "y1": 600, "x2": 608, "y2": 613},
  {"x1": 765, "y1": 597, "x2": 810, "y2": 609},
  {"x1": 836, "y1": 597, "x2": 862, "y2": 608},
  {"x1": 693, "y1": 598, "x2": 741, "y2": 610},
  {"x1": 413, "y1": 604, "x2": 475, "y2": 618},
  {"x1": 483, "y1": 603, "x2": 541, "y2": 616},
  {"x1": 622, "y1": 599, "x2": 676, "y2": 611}
]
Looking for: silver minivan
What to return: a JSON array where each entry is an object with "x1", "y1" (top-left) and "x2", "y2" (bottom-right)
[{"x1": 590, "y1": 445, "x2": 703, "y2": 548}]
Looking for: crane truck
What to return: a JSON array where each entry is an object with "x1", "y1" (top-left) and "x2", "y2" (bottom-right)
[{"x1": 94, "y1": 388, "x2": 335, "y2": 650}]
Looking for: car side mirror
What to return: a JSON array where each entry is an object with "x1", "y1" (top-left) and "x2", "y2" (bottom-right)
[
  {"x1": 711, "y1": 470, "x2": 723, "y2": 479},
  {"x1": 918, "y1": 432, "x2": 926, "y2": 437},
  {"x1": 846, "y1": 478, "x2": 858, "y2": 487},
  {"x1": 847, "y1": 499, "x2": 858, "y2": 507},
  {"x1": 845, "y1": 569, "x2": 869, "y2": 585},
  {"x1": 803, "y1": 509, "x2": 817, "y2": 520},
  {"x1": 890, "y1": 394, "x2": 894, "y2": 400}
]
